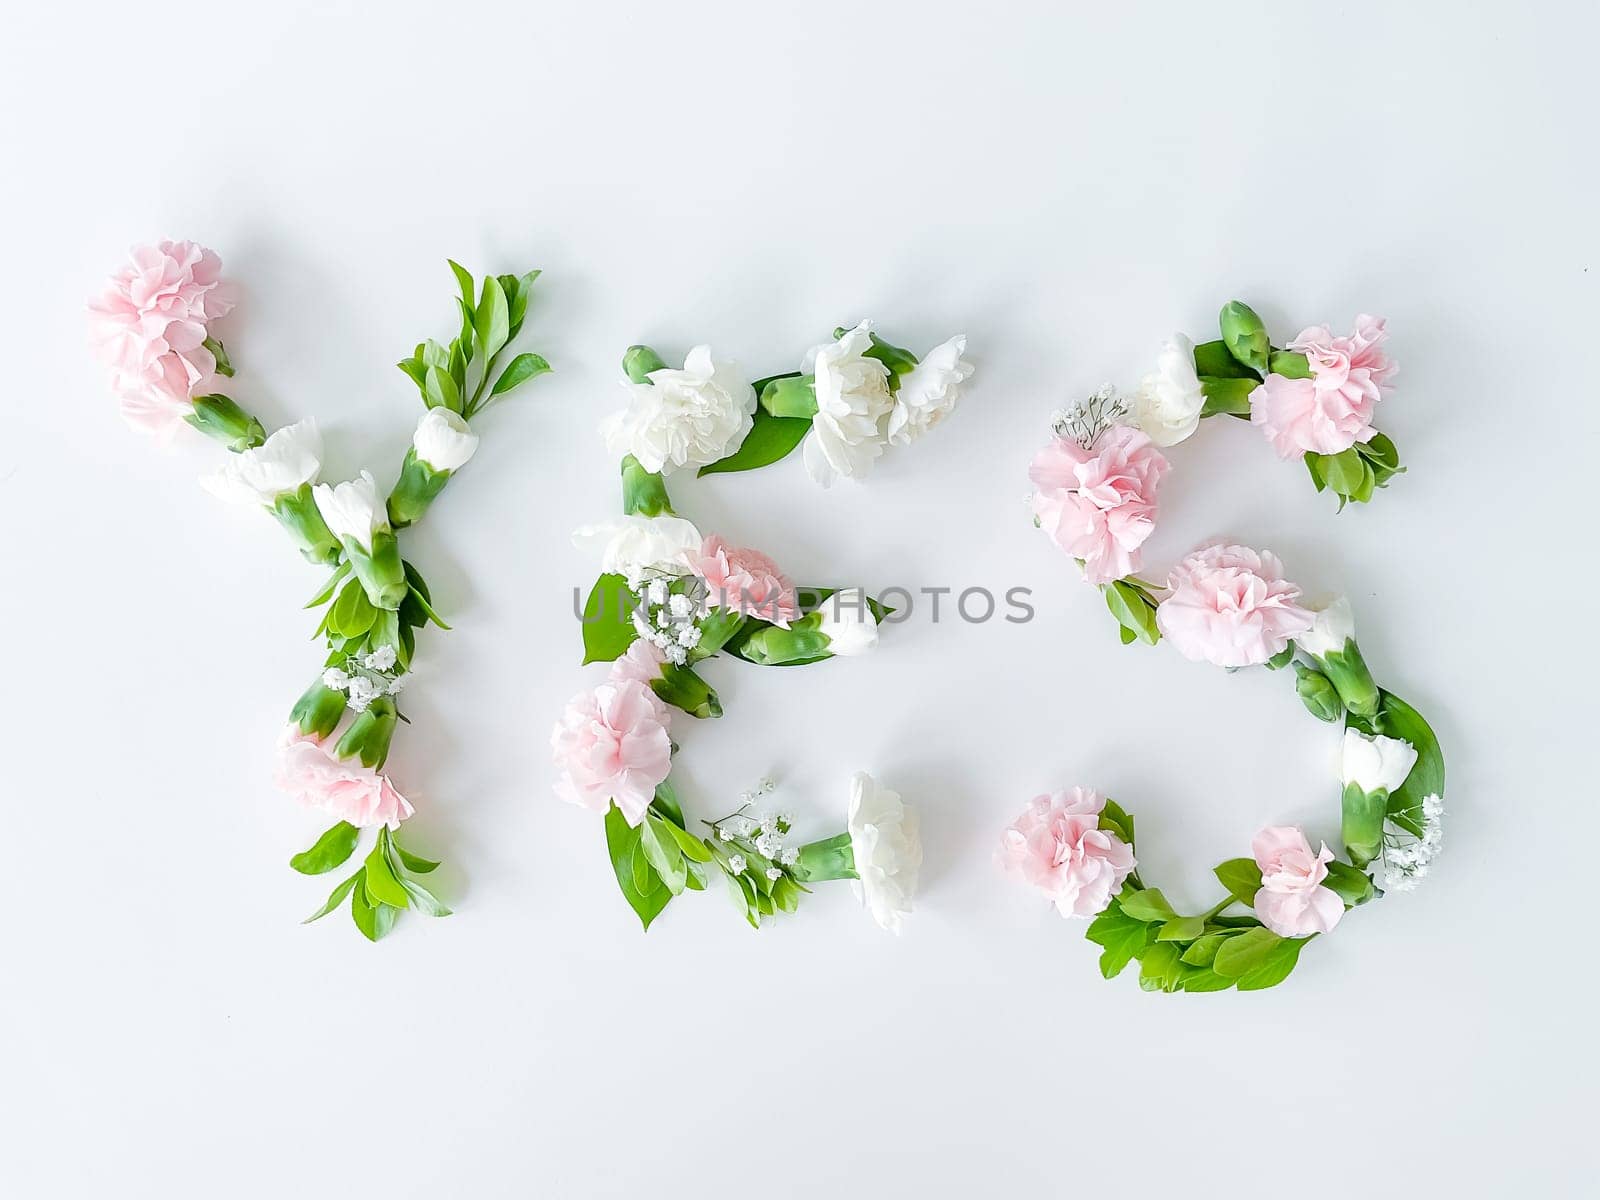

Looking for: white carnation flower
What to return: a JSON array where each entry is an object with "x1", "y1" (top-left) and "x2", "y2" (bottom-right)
[
  {"x1": 1298, "y1": 596, "x2": 1356, "y2": 658},
  {"x1": 887, "y1": 335, "x2": 972, "y2": 445},
  {"x1": 1341, "y1": 729, "x2": 1418, "y2": 794},
  {"x1": 1132, "y1": 333, "x2": 1205, "y2": 447},
  {"x1": 602, "y1": 346, "x2": 756, "y2": 474},
  {"x1": 200, "y1": 418, "x2": 323, "y2": 506},
  {"x1": 815, "y1": 588, "x2": 879, "y2": 657},
  {"x1": 412, "y1": 406, "x2": 480, "y2": 472},
  {"x1": 801, "y1": 321, "x2": 893, "y2": 487},
  {"x1": 312, "y1": 470, "x2": 387, "y2": 548},
  {"x1": 571, "y1": 515, "x2": 703, "y2": 586},
  {"x1": 847, "y1": 772, "x2": 921, "y2": 933}
]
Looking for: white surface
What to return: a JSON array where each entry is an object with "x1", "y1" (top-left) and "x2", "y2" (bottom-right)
[{"x1": 3, "y1": 2, "x2": 1596, "y2": 1195}]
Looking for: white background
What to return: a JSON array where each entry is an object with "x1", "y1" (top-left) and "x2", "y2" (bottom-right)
[{"x1": 3, "y1": 2, "x2": 1595, "y2": 1195}]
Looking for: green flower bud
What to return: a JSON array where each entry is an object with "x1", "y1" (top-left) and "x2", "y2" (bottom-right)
[
  {"x1": 289, "y1": 679, "x2": 347, "y2": 738},
  {"x1": 1294, "y1": 663, "x2": 1343, "y2": 722},
  {"x1": 386, "y1": 448, "x2": 451, "y2": 530},
  {"x1": 186, "y1": 393, "x2": 266, "y2": 451},
  {"x1": 271, "y1": 483, "x2": 342, "y2": 565},
  {"x1": 790, "y1": 831, "x2": 856, "y2": 883},
  {"x1": 738, "y1": 621, "x2": 831, "y2": 665},
  {"x1": 346, "y1": 529, "x2": 408, "y2": 611},
  {"x1": 622, "y1": 344, "x2": 669, "y2": 385},
  {"x1": 620, "y1": 454, "x2": 673, "y2": 517},
  {"x1": 1299, "y1": 598, "x2": 1379, "y2": 717},
  {"x1": 650, "y1": 662, "x2": 722, "y2": 719},
  {"x1": 1218, "y1": 301, "x2": 1270, "y2": 373},
  {"x1": 335, "y1": 696, "x2": 397, "y2": 768},
  {"x1": 759, "y1": 374, "x2": 819, "y2": 419},
  {"x1": 1339, "y1": 780, "x2": 1386, "y2": 869}
]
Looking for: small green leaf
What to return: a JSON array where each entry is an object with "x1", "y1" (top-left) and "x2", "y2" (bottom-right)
[
  {"x1": 304, "y1": 561, "x2": 351, "y2": 609},
  {"x1": 1156, "y1": 916, "x2": 1208, "y2": 942},
  {"x1": 1139, "y1": 941, "x2": 1184, "y2": 992},
  {"x1": 661, "y1": 820, "x2": 713, "y2": 863},
  {"x1": 1177, "y1": 966, "x2": 1234, "y2": 992},
  {"x1": 1236, "y1": 937, "x2": 1309, "y2": 991},
  {"x1": 1098, "y1": 798, "x2": 1135, "y2": 847},
  {"x1": 447, "y1": 260, "x2": 475, "y2": 319},
  {"x1": 1119, "y1": 888, "x2": 1178, "y2": 923},
  {"x1": 424, "y1": 364, "x2": 462, "y2": 413},
  {"x1": 350, "y1": 876, "x2": 386, "y2": 941},
  {"x1": 1103, "y1": 580, "x2": 1159, "y2": 645},
  {"x1": 1268, "y1": 350, "x2": 1313, "y2": 378},
  {"x1": 581, "y1": 574, "x2": 639, "y2": 664},
  {"x1": 1370, "y1": 690, "x2": 1445, "y2": 838},
  {"x1": 1192, "y1": 338, "x2": 1261, "y2": 380},
  {"x1": 405, "y1": 583, "x2": 451, "y2": 630},
  {"x1": 1213, "y1": 858, "x2": 1264, "y2": 906},
  {"x1": 1211, "y1": 927, "x2": 1282, "y2": 978},
  {"x1": 400, "y1": 878, "x2": 452, "y2": 917},
  {"x1": 363, "y1": 835, "x2": 411, "y2": 909},
  {"x1": 1322, "y1": 447, "x2": 1366, "y2": 496},
  {"x1": 302, "y1": 869, "x2": 362, "y2": 924},
  {"x1": 1322, "y1": 859, "x2": 1376, "y2": 906},
  {"x1": 698, "y1": 407, "x2": 813, "y2": 476},
  {"x1": 639, "y1": 815, "x2": 688, "y2": 896},
  {"x1": 1199, "y1": 375, "x2": 1257, "y2": 417},
  {"x1": 474, "y1": 275, "x2": 510, "y2": 362},
  {"x1": 1180, "y1": 932, "x2": 1230, "y2": 967},
  {"x1": 289, "y1": 822, "x2": 360, "y2": 875},
  {"x1": 490, "y1": 352, "x2": 551, "y2": 397},
  {"x1": 330, "y1": 579, "x2": 377, "y2": 639},
  {"x1": 605, "y1": 803, "x2": 672, "y2": 931},
  {"x1": 394, "y1": 845, "x2": 440, "y2": 874}
]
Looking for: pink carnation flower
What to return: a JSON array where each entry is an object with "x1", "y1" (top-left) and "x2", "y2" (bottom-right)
[
  {"x1": 88, "y1": 240, "x2": 236, "y2": 439},
  {"x1": 550, "y1": 679, "x2": 672, "y2": 827},
  {"x1": 1250, "y1": 315, "x2": 1395, "y2": 458},
  {"x1": 996, "y1": 787, "x2": 1136, "y2": 917},
  {"x1": 275, "y1": 728, "x2": 414, "y2": 830},
  {"x1": 1156, "y1": 543, "x2": 1313, "y2": 667},
  {"x1": 1252, "y1": 826, "x2": 1345, "y2": 937},
  {"x1": 1029, "y1": 425, "x2": 1168, "y2": 585},
  {"x1": 689, "y1": 535, "x2": 799, "y2": 626},
  {"x1": 609, "y1": 638, "x2": 667, "y2": 686}
]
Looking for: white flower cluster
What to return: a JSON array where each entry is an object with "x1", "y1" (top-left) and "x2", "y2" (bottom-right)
[
  {"x1": 1383, "y1": 793, "x2": 1444, "y2": 892},
  {"x1": 712, "y1": 780, "x2": 800, "y2": 879},
  {"x1": 630, "y1": 576, "x2": 705, "y2": 666},
  {"x1": 322, "y1": 644, "x2": 408, "y2": 713},
  {"x1": 1052, "y1": 384, "x2": 1129, "y2": 450}
]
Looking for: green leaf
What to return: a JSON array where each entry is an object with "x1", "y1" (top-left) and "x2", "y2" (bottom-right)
[
  {"x1": 399, "y1": 878, "x2": 452, "y2": 917},
  {"x1": 661, "y1": 820, "x2": 713, "y2": 863},
  {"x1": 581, "y1": 574, "x2": 639, "y2": 664},
  {"x1": 639, "y1": 815, "x2": 688, "y2": 896},
  {"x1": 1236, "y1": 937, "x2": 1309, "y2": 991},
  {"x1": 305, "y1": 561, "x2": 351, "y2": 609},
  {"x1": 1098, "y1": 798, "x2": 1135, "y2": 847},
  {"x1": 1139, "y1": 941, "x2": 1184, "y2": 992},
  {"x1": 405, "y1": 583, "x2": 451, "y2": 630},
  {"x1": 1181, "y1": 933, "x2": 1230, "y2": 967},
  {"x1": 1177, "y1": 966, "x2": 1235, "y2": 992},
  {"x1": 605, "y1": 803, "x2": 671, "y2": 931},
  {"x1": 424, "y1": 364, "x2": 462, "y2": 413},
  {"x1": 1322, "y1": 859, "x2": 1376, "y2": 906},
  {"x1": 447, "y1": 260, "x2": 475, "y2": 319},
  {"x1": 350, "y1": 876, "x2": 394, "y2": 942},
  {"x1": 363, "y1": 835, "x2": 411, "y2": 909},
  {"x1": 1370, "y1": 690, "x2": 1445, "y2": 838},
  {"x1": 1322, "y1": 447, "x2": 1366, "y2": 496},
  {"x1": 1192, "y1": 338, "x2": 1261, "y2": 380},
  {"x1": 1359, "y1": 431, "x2": 1401, "y2": 470},
  {"x1": 1268, "y1": 350, "x2": 1313, "y2": 379},
  {"x1": 1305, "y1": 452, "x2": 1328, "y2": 493},
  {"x1": 1119, "y1": 888, "x2": 1178, "y2": 923},
  {"x1": 1086, "y1": 901, "x2": 1157, "y2": 979},
  {"x1": 302, "y1": 869, "x2": 362, "y2": 924},
  {"x1": 1213, "y1": 858, "x2": 1263, "y2": 906},
  {"x1": 1103, "y1": 580, "x2": 1160, "y2": 645},
  {"x1": 289, "y1": 822, "x2": 360, "y2": 875},
  {"x1": 1156, "y1": 916, "x2": 1208, "y2": 942},
  {"x1": 490, "y1": 352, "x2": 551, "y2": 397},
  {"x1": 1211, "y1": 927, "x2": 1282, "y2": 978},
  {"x1": 330, "y1": 579, "x2": 377, "y2": 640},
  {"x1": 394, "y1": 845, "x2": 440, "y2": 874},
  {"x1": 1199, "y1": 375, "x2": 1257, "y2": 417},
  {"x1": 474, "y1": 275, "x2": 510, "y2": 362},
  {"x1": 698, "y1": 408, "x2": 813, "y2": 476}
]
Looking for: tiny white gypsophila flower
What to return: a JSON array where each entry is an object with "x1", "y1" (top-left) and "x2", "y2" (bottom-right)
[
  {"x1": 322, "y1": 667, "x2": 350, "y2": 691},
  {"x1": 728, "y1": 854, "x2": 747, "y2": 875},
  {"x1": 755, "y1": 833, "x2": 781, "y2": 858},
  {"x1": 346, "y1": 676, "x2": 378, "y2": 705},
  {"x1": 716, "y1": 826, "x2": 734, "y2": 842},
  {"x1": 667, "y1": 593, "x2": 692, "y2": 618},
  {"x1": 646, "y1": 579, "x2": 669, "y2": 606},
  {"x1": 665, "y1": 644, "x2": 688, "y2": 665},
  {"x1": 655, "y1": 610, "x2": 670, "y2": 627},
  {"x1": 780, "y1": 848, "x2": 799, "y2": 866},
  {"x1": 759, "y1": 812, "x2": 779, "y2": 834},
  {"x1": 364, "y1": 645, "x2": 397, "y2": 671},
  {"x1": 766, "y1": 867, "x2": 783, "y2": 881},
  {"x1": 676, "y1": 625, "x2": 701, "y2": 648},
  {"x1": 387, "y1": 673, "x2": 409, "y2": 695}
]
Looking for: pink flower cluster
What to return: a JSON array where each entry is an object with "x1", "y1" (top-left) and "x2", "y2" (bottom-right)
[
  {"x1": 1156, "y1": 543, "x2": 1312, "y2": 667},
  {"x1": 1252, "y1": 826, "x2": 1345, "y2": 937},
  {"x1": 1250, "y1": 315, "x2": 1396, "y2": 458},
  {"x1": 1029, "y1": 425, "x2": 1168, "y2": 584},
  {"x1": 996, "y1": 787, "x2": 1137, "y2": 917},
  {"x1": 89, "y1": 241, "x2": 236, "y2": 439},
  {"x1": 550, "y1": 655, "x2": 673, "y2": 827},
  {"x1": 689, "y1": 535, "x2": 799, "y2": 626},
  {"x1": 276, "y1": 729, "x2": 414, "y2": 830}
]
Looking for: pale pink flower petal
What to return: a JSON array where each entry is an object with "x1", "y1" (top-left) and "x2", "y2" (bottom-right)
[
  {"x1": 1156, "y1": 543, "x2": 1313, "y2": 667},
  {"x1": 1029, "y1": 426, "x2": 1168, "y2": 585},
  {"x1": 1251, "y1": 824, "x2": 1345, "y2": 937},
  {"x1": 550, "y1": 680, "x2": 672, "y2": 826},
  {"x1": 1249, "y1": 315, "x2": 1396, "y2": 458},
  {"x1": 275, "y1": 728, "x2": 414, "y2": 830},
  {"x1": 688, "y1": 535, "x2": 799, "y2": 626},
  {"x1": 996, "y1": 787, "x2": 1136, "y2": 918}
]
